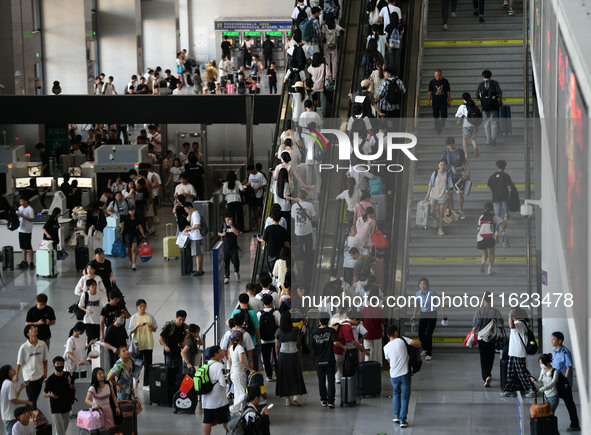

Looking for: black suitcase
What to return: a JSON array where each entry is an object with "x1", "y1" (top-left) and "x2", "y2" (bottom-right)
[
  {"x1": 180, "y1": 246, "x2": 193, "y2": 275},
  {"x1": 357, "y1": 361, "x2": 381, "y2": 397},
  {"x1": 530, "y1": 415, "x2": 559, "y2": 435},
  {"x1": 500, "y1": 358, "x2": 508, "y2": 391},
  {"x1": 2, "y1": 246, "x2": 14, "y2": 270},
  {"x1": 149, "y1": 364, "x2": 177, "y2": 406},
  {"x1": 340, "y1": 375, "x2": 357, "y2": 407},
  {"x1": 76, "y1": 246, "x2": 90, "y2": 272},
  {"x1": 499, "y1": 105, "x2": 512, "y2": 135},
  {"x1": 119, "y1": 400, "x2": 137, "y2": 435},
  {"x1": 35, "y1": 424, "x2": 52, "y2": 435}
]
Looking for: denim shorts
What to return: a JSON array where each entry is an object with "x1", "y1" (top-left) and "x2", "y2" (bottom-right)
[{"x1": 429, "y1": 197, "x2": 447, "y2": 205}]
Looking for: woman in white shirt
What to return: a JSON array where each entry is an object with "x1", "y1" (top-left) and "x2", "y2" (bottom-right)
[
  {"x1": 74, "y1": 263, "x2": 107, "y2": 299},
  {"x1": 273, "y1": 168, "x2": 297, "y2": 233},
  {"x1": 64, "y1": 322, "x2": 93, "y2": 378},
  {"x1": 336, "y1": 177, "x2": 362, "y2": 227},
  {"x1": 228, "y1": 330, "x2": 254, "y2": 411},
  {"x1": 425, "y1": 159, "x2": 452, "y2": 236},
  {"x1": 343, "y1": 226, "x2": 367, "y2": 284},
  {"x1": 291, "y1": 82, "x2": 308, "y2": 131},
  {"x1": 278, "y1": 120, "x2": 305, "y2": 156},
  {"x1": 166, "y1": 158, "x2": 183, "y2": 194},
  {"x1": 121, "y1": 181, "x2": 138, "y2": 208},
  {"x1": 272, "y1": 246, "x2": 291, "y2": 288},
  {"x1": 455, "y1": 92, "x2": 480, "y2": 158},
  {"x1": 531, "y1": 353, "x2": 560, "y2": 412},
  {"x1": 222, "y1": 171, "x2": 244, "y2": 232}
]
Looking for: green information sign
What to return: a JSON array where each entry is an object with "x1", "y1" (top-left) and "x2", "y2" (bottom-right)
[
  {"x1": 245, "y1": 31, "x2": 261, "y2": 36},
  {"x1": 266, "y1": 32, "x2": 283, "y2": 36},
  {"x1": 44, "y1": 124, "x2": 69, "y2": 158},
  {"x1": 223, "y1": 31, "x2": 239, "y2": 36}
]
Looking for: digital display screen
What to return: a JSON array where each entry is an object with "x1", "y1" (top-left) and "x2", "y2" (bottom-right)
[
  {"x1": 245, "y1": 32, "x2": 261, "y2": 36},
  {"x1": 223, "y1": 32, "x2": 239, "y2": 36},
  {"x1": 57, "y1": 177, "x2": 93, "y2": 189},
  {"x1": 15, "y1": 178, "x2": 30, "y2": 188},
  {"x1": 36, "y1": 177, "x2": 53, "y2": 188},
  {"x1": 266, "y1": 32, "x2": 282, "y2": 36},
  {"x1": 27, "y1": 165, "x2": 41, "y2": 177}
]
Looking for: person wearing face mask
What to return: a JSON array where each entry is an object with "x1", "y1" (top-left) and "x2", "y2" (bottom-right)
[
  {"x1": 64, "y1": 322, "x2": 95, "y2": 379},
  {"x1": 530, "y1": 354, "x2": 560, "y2": 413},
  {"x1": 43, "y1": 356, "x2": 74, "y2": 435},
  {"x1": 103, "y1": 311, "x2": 129, "y2": 367}
]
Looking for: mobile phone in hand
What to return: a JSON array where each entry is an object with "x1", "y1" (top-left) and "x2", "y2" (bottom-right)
[{"x1": 267, "y1": 403, "x2": 274, "y2": 409}]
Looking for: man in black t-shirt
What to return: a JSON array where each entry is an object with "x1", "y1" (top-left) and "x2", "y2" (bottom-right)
[
  {"x1": 25, "y1": 293, "x2": 56, "y2": 349},
  {"x1": 100, "y1": 290, "x2": 128, "y2": 340},
  {"x1": 158, "y1": 310, "x2": 189, "y2": 370},
  {"x1": 185, "y1": 154, "x2": 205, "y2": 200},
  {"x1": 221, "y1": 35, "x2": 232, "y2": 60},
  {"x1": 43, "y1": 356, "x2": 74, "y2": 434},
  {"x1": 258, "y1": 211, "x2": 289, "y2": 273},
  {"x1": 89, "y1": 248, "x2": 115, "y2": 293},
  {"x1": 487, "y1": 159, "x2": 514, "y2": 220},
  {"x1": 104, "y1": 310, "x2": 129, "y2": 367},
  {"x1": 35, "y1": 143, "x2": 50, "y2": 176},
  {"x1": 311, "y1": 313, "x2": 345, "y2": 408},
  {"x1": 218, "y1": 215, "x2": 240, "y2": 284},
  {"x1": 427, "y1": 69, "x2": 451, "y2": 135}
]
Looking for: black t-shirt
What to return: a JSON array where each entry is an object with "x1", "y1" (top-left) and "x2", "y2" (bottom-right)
[
  {"x1": 40, "y1": 151, "x2": 50, "y2": 176},
  {"x1": 43, "y1": 217, "x2": 60, "y2": 245},
  {"x1": 25, "y1": 305, "x2": 56, "y2": 340},
  {"x1": 100, "y1": 302, "x2": 126, "y2": 330},
  {"x1": 60, "y1": 182, "x2": 72, "y2": 198},
  {"x1": 44, "y1": 373, "x2": 73, "y2": 413},
  {"x1": 122, "y1": 216, "x2": 140, "y2": 236},
  {"x1": 262, "y1": 224, "x2": 289, "y2": 258},
  {"x1": 136, "y1": 83, "x2": 149, "y2": 94},
  {"x1": 160, "y1": 322, "x2": 188, "y2": 359},
  {"x1": 262, "y1": 40, "x2": 274, "y2": 53},
  {"x1": 219, "y1": 223, "x2": 238, "y2": 251},
  {"x1": 488, "y1": 171, "x2": 513, "y2": 202},
  {"x1": 89, "y1": 259, "x2": 113, "y2": 292},
  {"x1": 267, "y1": 68, "x2": 277, "y2": 84},
  {"x1": 72, "y1": 188, "x2": 82, "y2": 208},
  {"x1": 428, "y1": 78, "x2": 450, "y2": 101},
  {"x1": 185, "y1": 163, "x2": 204, "y2": 199},
  {"x1": 312, "y1": 327, "x2": 337, "y2": 365},
  {"x1": 175, "y1": 204, "x2": 189, "y2": 232},
  {"x1": 105, "y1": 324, "x2": 128, "y2": 354},
  {"x1": 22, "y1": 186, "x2": 39, "y2": 201},
  {"x1": 136, "y1": 187, "x2": 149, "y2": 215},
  {"x1": 221, "y1": 40, "x2": 232, "y2": 55}
]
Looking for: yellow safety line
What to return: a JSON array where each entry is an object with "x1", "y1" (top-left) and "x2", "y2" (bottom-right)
[
  {"x1": 420, "y1": 97, "x2": 532, "y2": 105},
  {"x1": 409, "y1": 256, "x2": 536, "y2": 263},
  {"x1": 414, "y1": 184, "x2": 533, "y2": 191},
  {"x1": 424, "y1": 39, "x2": 524, "y2": 46},
  {"x1": 301, "y1": 370, "x2": 392, "y2": 375}
]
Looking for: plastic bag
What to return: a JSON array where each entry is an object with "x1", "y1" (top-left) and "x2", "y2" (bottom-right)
[
  {"x1": 112, "y1": 238, "x2": 127, "y2": 258},
  {"x1": 139, "y1": 242, "x2": 152, "y2": 263},
  {"x1": 463, "y1": 330, "x2": 478, "y2": 348}
]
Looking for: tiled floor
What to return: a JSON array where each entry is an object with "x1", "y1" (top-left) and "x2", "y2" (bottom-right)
[{"x1": 0, "y1": 216, "x2": 581, "y2": 434}]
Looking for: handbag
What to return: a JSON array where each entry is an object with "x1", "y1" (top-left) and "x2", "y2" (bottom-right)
[
  {"x1": 129, "y1": 333, "x2": 140, "y2": 359},
  {"x1": 138, "y1": 241, "x2": 152, "y2": 263},
  {"x1": 463, "y1": 176, "x2": 473, "y2": 196},
  {"x1": 371, "y1": 230, "x2": 390, "y2": 249},
  {"x1": 76, "y1": 409, "x2": 103, "y2": 430},
  {"x1": 31, "y1": 409, "x2": 48, "y2": 427},
  {"x1": 57, "y1": 250, "x2": 69, "y2": 261},
  {"x1": 463, "y1": 330, "x2": 478, "y2": 348},
  {"x1": 112, "y1": 238, "x2": 127, "y2": 258},
  {"x1": 176, "y1": 232, "x2": 189, "y2": 248},
  {"x1": 530, "y1": 393, "x2": 553, "y2": 418}
]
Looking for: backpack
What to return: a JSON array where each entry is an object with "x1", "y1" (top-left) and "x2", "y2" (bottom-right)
[
  {"x1": 353, "y1": 90, "x2": 372, "y2": 117},
  {"x1": 259, "y1": 310, "x2": 278, "y2": 341},
  {"x1": 226, "y1": 403, "x2": 259, "y2": 435},
  {"x1": 445, "y1": 148, "x2": 465, "y2": 176},
  {"x1": 299, "y1": 17, "x2": 315, "y2": 43},
  {"x1": 199, "y1": 218, "x2": 209, "y2": 237},
  {"x1": 325, "y1": 28, "x2": 338, "y2": 50},
  {"x1": 402, "y1": 338, "x2": 422, "y2": 375},
  {"x1": 67, "y1": 291, "x2": 89, "y2": 321},
  {"x1": 369, "y1": 177, "x2": 384, "y2": 195},
  {"x1": 295, "y1": 5, "x2": 308, "y2": 26},
  {"x1": 480, "y1": 80, "x2": 499, "y2": 111},
  {"x1": 7, "y1": 208, "x2": 19, "y2": 231},
  {"x1": 467, "y1": 103, "x2": 483, "y2": 126},
  {"x1": 478, "y1": 213, "x2": 496, "y2": 239},
  {"x1": 292, "y1": 45, "x2": 307, "y2": 71},
  {"x1": 385, "y1": 77, "x2": 402, "y2": 105},
  {"x1": 350, "y1": 116, "x2": 368, "y2": 141},
  {"x1": 163, "y1": 320, "x2": 189, "y2": 338},
  {"x1": 388, "y1": 27, "x2": 401, "y2": 49},
  {"x1": 551, "y1": 368, "x2": 572, "y2": 398},
  {"x1": 240, "y1": 309, "x2": 255, "y2": 335},
  {"x1": 193, "y1": 361, "x2": 216, "y2": 395},
  {"x1": 518, "y1": 320, "x2": 538, "y2": 355}
]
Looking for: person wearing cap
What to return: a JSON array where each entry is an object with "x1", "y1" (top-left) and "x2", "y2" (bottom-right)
[
  {"x1": 472, "y1": 292, "x2": 504, "y2": 388},
  {"x1": 349, "y1": 79, "x2": 382, "y2": 118},
  {"x1": 228, "y1": 329, "x2": 254, "y2": 412},
  {"x1": 290, "y1": 81, "x2": 308, "y2": 132},
  {"x1": 87, "y1": 248, "x2": 116, "y2": 294},
  {"x1": 201, "y1": 345, "x2": 229, "y2": 435}
]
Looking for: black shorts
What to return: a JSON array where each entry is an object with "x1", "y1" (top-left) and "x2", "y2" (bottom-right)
[
  {"x1": 19, "y1": 232, "x2": 33, "y2": 250},
  {"x1": 153, "y1": 197, "x2": 159, "y2": 207},
  {"x1": 252, "y1": 197, "x2": 263, "y2": 208},
  {"x1": 123, "y1": 233, "x2": 139, "y2": 247},
  {"x1": 477, "y1": 238, "x2": 495, "y2": 250},
  {"x1": 203, "y1": 404, "x2": 230, "y2": 424}
]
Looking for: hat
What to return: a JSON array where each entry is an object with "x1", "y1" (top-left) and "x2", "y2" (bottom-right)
[
  {"x1": 293, "y1": 81, "x2": 304, "y2": 88},
  {"x1": 231, "y1": 329, "x2": 244, "y2": 341},
  {"x1": 360, "y1": 79, "x2": 370, "y2": 88},
  {"x1": 94, "y1": 248, "x2": 104, "y2": 254}
]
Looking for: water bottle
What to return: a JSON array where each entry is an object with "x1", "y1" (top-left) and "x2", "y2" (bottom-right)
[{"x1": 410, "y1": 320, "x2": 416, "y2": 333}]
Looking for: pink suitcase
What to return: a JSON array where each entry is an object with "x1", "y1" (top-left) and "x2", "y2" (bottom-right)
[{"x1": 226, "y1": 83, "x2": 235, "y2": 94}]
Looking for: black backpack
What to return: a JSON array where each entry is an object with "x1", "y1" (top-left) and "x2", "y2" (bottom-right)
[
  {"x1": 259, "y1": 309, "x2": 277, "y2": 341},
  {"x1": 292, "y1": 45, "x2": 307, "y2": 71},
  {"x1": 467, "y1": 103, "x2": 483, "y2": 126},
  {"x1": 480, "y1": 80, "x2": 499, "y2": 111},
  {"x1": 386, "y1": 77, "x2": 402, "y2": 105},
  {"x1": 350, "y1": 116, "x2": 367, "y2": 140},
  {"x1": 240, "y1": 309, "x2": 255, "y2": 335},
  {"x1": 7, "y1": 208, "x2": 19, "y2": 231},
  {"x1": 295, "y1": 5, "x2": 308, "y2": 26},
  {"x1": 518, "y1": 320, "x2": 538, "y2": 355},
  {"x1": 551, "y1": 369, "x2": 572, "y2": 398},
  {"x1": 287, "y1": 68, "x2": 301, "y2": 92},
  {"x1": 402, "y1": 338, "x2": 422, "y2": 375}
]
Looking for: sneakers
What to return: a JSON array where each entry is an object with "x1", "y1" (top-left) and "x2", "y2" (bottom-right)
[
  {"x1": 484, "y1": 376, "x2": 492, "y2": 388},
  {"x1": 459, "y1": 211, "x2": 466, "y2": 220},
  {"x1": 18, "y1": 261, "x2": 28, "y2": 268},
  {"x1": 450, "y1": 12, "x2": 457, "y2": 17},
  {"x1": 442, "y1": 24, "x2": 448, "y2": 30},
  {"x1": 438, "y1": 228, "x2": 445, "y2": 236},
  {"x1": 508, "y1": 8, "x2": 515, "y2": 15},
  {"x1": 142, "y1": 385, "x2": 150, "y2": 392},
  {"x1": 504, "y1": 212, "x2": 510, "y2": 220},
  {"x1": 425, "y1": 356, "x2": 432, "y2": 361},
  {"x1": 479, "y1": 16, "x2": 485, "y2": 23},
  {"x1": 500, "y1": 391, "x2": 516, "y2": 397},
  {"x1": 321, "y1": 401, "x2": 328, "y2": 407},
  {"x1": 292, "y1": 397, "x2": 302, "y2": 407},
  {"x1": 192, "y1": 271, "x2": 205, "y2": 276},
  {"x1": 400, "y1": 420, "x2": 409, "y2": 428},
  {"x1": 266, "y1": 377, "x2": 273, "y2": 383},
  {"x1": 503, "y1": 0, "x2": 509, "y2": 7},
  {"x1": 128, "y1": 262, "x2": 133, "y2": 269},
  {"x1": 480, "y1": 262, "x2": 486, "y2": 274},
  {"x1": 224, "y1": 277, "x2": 230, "y2": 284},
  {"x1": 524, "y1": 390, "x2": 536, "y2": 398},
  {"x1": 132, "y1": 263, "x2": 136, "y2": 271},
  {"x1": 328, "y1": 403, "x2": 335, "y2": 409},
  {"x1": 29, "y1": 262, "x2": 35, "y2": 270},
  {"x1": 285, "y1": 398, "x2": 291, "y2": 407},
  {"x1": 420, "y1": 350, "x2": 427, "y2": 357},
  {"x1": 393, "y1": 418, "x2": 401, "y2": 424},
  {"x1": 235, "y1": 271, "x2": 240, "y2": 281},
  {"x1": 488, "y1": 266, "x2": 494, "y2": 275}
]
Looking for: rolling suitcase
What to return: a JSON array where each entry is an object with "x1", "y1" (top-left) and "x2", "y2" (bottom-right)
[
  {"x1": 180, "y1": 245, "x2": 193, "y2": 275},
  {"x1": 340, "y1": 375, "x2": 357, "y2": 407},
  {"x1": 90, "y1": 342, "x2": 110, "y2": 373},
  {"x1": 149, "y1": 364, "x2": 177, "y2": 406},
  {"x1": 119, "y1": 400, "x2": 137, "y2": 435},
  {"x1": 372, "y1": 194, "x2": 387, "y2": 223},
  {"x1": 102, "y1": 227, "x2": 117, "y2": 256},
  {"x1": 163, "y1": 223, "x2": 180, "y2": 260},
  {"x1": 71, "y1": 376, "x2": 92, "y2": 418},
  {"x1": 173, "y1": 389, "x2": 198, "y2": 414},
  {"x1": 2, "y1": 246, "x2": 14, "y2": 270},
  {"x1": 35, "y1": 424, "x2": 52, "y2": 434},
  {"x1": 415, "y1": 200, "x2": 429, "y2": 229},
  {"x1": 76, "y1": 246, "x2": 90, "y2": 272},
  {"x1": 357, "y1": 361, "x2": 381, "y2": 397},
  {"x1": 500, "y1": 358, "x2": 508, "y2": 391},
  {"x1": 499, "y1": 105, "x2": 512, "y2": 135},
  {"x1": 36, "y1": 249, "x2": 58, "y2": 278},
  {"x1": 530, "y1": 415, "x2": 559, "y2": 435}
]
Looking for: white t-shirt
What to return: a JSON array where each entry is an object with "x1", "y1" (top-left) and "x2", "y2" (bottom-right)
[
  {"x1": 383, "y1": 337, "x2": 411, "y2": 378},
  {"x1": 264, "y1": 216, "x2": 287, "y2": 230},
  {"x1": 291, "y1": 201, "x2": 316, "y2": 236},
  {"x1": 1, "y1": 379, "x2": 17, "y2": 421},
  {"x1": 175, "y1": 183, "x2": 196, "y2": 198},
  {"x1": 18, "y1": 205, "x2": 34, "y2": 233},
  {"x1": 248, "y1": 172, "x2": 267, "y2": 198},
  {"x1": 256, "y1": 289, "x2": 281, "y2": 310},
  {"x1": 16, "y1": 340, "x2": 48, "y2": 382},
  {"x1": 148, "y1": 172, "x2": 161, "y2": 197},
  {"x1": 291, "y1": 4, "x2": 311, "y2": 19},
  {"x1": 81, "y1": 291, "x2": 106, "y2": 325},
  {"x1": 11, "y1": 421, "x2": 35, "y2": 435},
  {"x1": 223, "y1": 181, "x2": 244, "y2": 204},
  {"x1": 229, "y1": 343, "x2": 246, "y2": 376},
  {"x1": 75, "y1": 274, "x2": 107, "y2": 299},
  {"x1": 170, "y1": 166, "x2": 183, "y2": 183},
  {"x1": 336, "y1": 188, "x2": 362, "y2": 212},
  {"x1": 299, "y1": 110, "x2": 323, "y2": 130},
  {"x1": 188, "y1": 211, "x2": 202, "y2": 241},
  {"x1": 200, "y1": 361, "x2": 228, "y2": 410},
  {"x1": 508, "y1": 320, "x2": 528, "y2": 358},
  {"x1": 64, "y1": 334, "x2": 87, "y2": 373},
  {"x1": 273, "y1": 181, "x2": 291, "y2": 212},
  {"x1": 455, "y1": 104, "x2": 475, "y2": 128},
  {"x1": 178, "y1": 151, "x2": 190, "y2": 165},
  {"x1": 344, "y1": 236, "x2": 365, "y2": 268},
  {"x1": 379, "y1": 4, "x2": 402, "y2": 30}
]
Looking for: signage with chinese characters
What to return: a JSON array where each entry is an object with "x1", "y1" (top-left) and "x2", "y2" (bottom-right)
[{"x1": 214, "y1": 19, "x2": 292, "y2": 31}]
